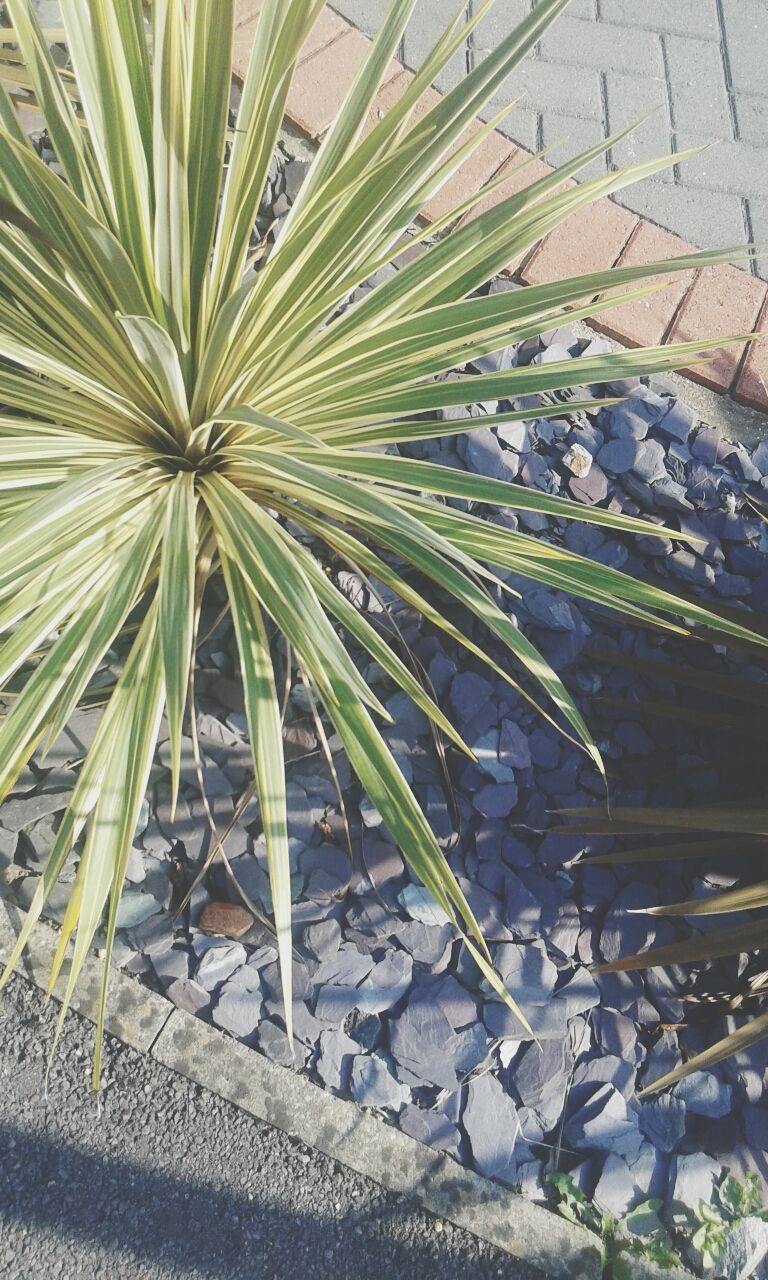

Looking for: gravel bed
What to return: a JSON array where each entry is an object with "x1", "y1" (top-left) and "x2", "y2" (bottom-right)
[{"x1": 4, "y1": 127, "x2": 768, "y2": 1277}]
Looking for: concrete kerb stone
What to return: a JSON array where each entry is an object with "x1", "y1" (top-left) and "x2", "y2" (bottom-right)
[
  {"x1": 0, "y1": 888, "x2": 693, "y2": 1280},
  {"x1": 0, "y1": 890, "x2": 171, "y2": 1052}
]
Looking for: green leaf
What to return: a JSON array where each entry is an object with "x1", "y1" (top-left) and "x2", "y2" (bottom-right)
[
  {"x1": 159, "y1": 471, "x2": 197, "y2": 813},
  {"x1": 216, "y1": 550, "x2": 295, "y2": 1044},
  {"x1": 1, "y1": 0, "x2": 767, "y2": 1092}
]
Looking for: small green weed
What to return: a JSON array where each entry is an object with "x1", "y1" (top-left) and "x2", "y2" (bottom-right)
[
  {"x1": 547, "y1": 1172, "x2": 680, "y2": 1279},
  {"x1": 691, "y1": 1173, "x2": 768, "y2": 1272}
]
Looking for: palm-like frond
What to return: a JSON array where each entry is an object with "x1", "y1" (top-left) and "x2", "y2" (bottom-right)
[
  {"x1": 0, "y1": 0, "x2": 764, "y2": 1082},
  {"x1": 559, "y1": 802, "x2": 768, "y2": 1094}
]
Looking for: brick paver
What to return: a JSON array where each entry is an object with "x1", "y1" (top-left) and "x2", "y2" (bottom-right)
[
  {"x1": 234, "y1": 0, "x2": 768, "y2": 412},
  {"x1": 595, "y1": 223, "x2": 698, "y2": 349},
  {"x1": 666, "y1": 265, "x2": 766, "y2": 393},
  {"x1": 331, "y1": 0, "x2": 768, "y2": 284}
]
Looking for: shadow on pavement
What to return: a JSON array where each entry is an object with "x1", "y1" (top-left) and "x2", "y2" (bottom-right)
[{"x1": 0, "y1": 1122, "x2": 528, "y2": 1279}]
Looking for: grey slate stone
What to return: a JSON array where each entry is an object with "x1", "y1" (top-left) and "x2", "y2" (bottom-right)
[
  {"x1": 303, "y1": 918, "x2": 342, "y2": 961},
  {"x1": 315, "y1": 1028, "x2": 360, "y2": 1092},
  {"x1": 399, "y1": 1103, "x2": 462, "y2": 1157},
  {"x1": 463, "y1": 1074, "x2": 524, "y2": 1188},
  {"x1": 212, "y1": 982, "x2": 263, "y2": 1043},
  {"x1": 493, "y1": 942, "x2": 558, "y2": 1006},
  {"x1": 0, "y1": 790, "x2": 71, "y2": 832},
  {"x1": 150, "y1": 947, "x2": 191, "y2": 989},
  {"x1": 657, "y1": 399, "x2": 697, "y2": 442},
  {"x1": 498, "y1": 720, "x2": 531, "y2": 769},
  {"x1": 566, "y1": 1084, "x2": 644, "y2": 1160},
  {"x1": 593, "y1": 1154, "x2": 637, "y2": 1218},
  {"x1": 672, "y1": 1070, "x2": 732, "y2": 1118},
  {"x1": 598, "y1": 438, "x2": 642, "y2": 475},
  {"x1": 449, "y1": 671, "x2": 494, "y2": 725},
  {"x1": 355, "y1": 951, "x2": 413, "y2": 1016},
  {"x1": 638, "y1": 1094, "x2": 686, "y2": 1154},
  {"x1": 166, "y1": 978, "x2": 211, "y2": 1017},
  {"x1": 668, "y1": 1153, "x2": 720, "y2": 1227},
  {"x1": 514, "y1": 1039, "x2": 572, "y2": 1132},
  {"x1": 257, "y1": 1019, "x2": 308, "y2": 1067},
  {"x1": 196, "y1": 942, "x2": 248, "y2": 991},
  {"x1": 389, "y1": 994, "x2": 460, "y2": 1091},
  {"x1": 473, "y1": 729, "x2": 516, "y2": 784},
  {"x1": 350, "y1": 1055, "x2": 409, "y2": 1112},
  {"x1": 719, "y1": 1218, "x2": 768, "y2": 1280},
  {"x1": 397, "y1": 884, "x2": 451, "y2": 927},
  {"x1": 473, "y1": 783, "x2": 519, "y2": 818},
  {"x1": 312, "y1": 948, "x2": 374, "y2": 988},
  {"x1": 396, "y1": 921, "x2": 455, "y2": 966},
  {"x1": 632, "y1": 438, "x2": 667, "y2": 482},
  {"x1": 116, "y1": 891, "x2": 162, "y2": 930},
  {"x1": 483, "y1": 999, "x2": 570, "y2": 1043}
]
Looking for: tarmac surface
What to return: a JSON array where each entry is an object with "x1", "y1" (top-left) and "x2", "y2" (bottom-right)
[{"x1": 0, "y1": 973, "x2": 548, "y2": 1280}]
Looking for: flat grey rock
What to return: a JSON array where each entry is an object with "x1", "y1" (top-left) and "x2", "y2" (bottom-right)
[
  {"x1": 498, "y1": 720, "x2": 531, "y2": 769},
  {"x1": 397, "y1": 884, "x2": 451, "y2": 927},
  {"x1": 355, "y1": 952, "x2": 413, "y2": 1016},
  {"x1": 566, "y1": 1085, "x2": 643, "y2": 1161},
  {"x1": 350, "y1": 1054, "x2": 409, "y2": 1112},
  {"x1": 150, "y1": 947, "x2": 191, "y2": 989},
  {"x1": 257, "y1": 1018, "x2": 308, "y2": 1067},
  {"x1": 720, "y1": 1218, "x2": 768, "y2": 1280},
  {"x1": 389, "y1": 994, "x2": 460, "y2": 1092},
  {"x1": 0, "y1": 790, "x2": 72, "y2": 833},
  {"x1": 213, "y1": 982, "x2": 263, "y2": 1042},
  {"x1": 670, "y1": 1070, "x2": 732, "y2": 1121},
  {"x1": 493, "y1": 942, "x2": 558, "y2": 1006},
  {"x1": 463, "y1": 1074, "x2": 523, "y2": 1187},
  {"x1": 639, "y1": 1095, "x2": 686, "y2": 1154},
  {"x1": 396, "y1": 921, "x2": 455, "y2": 966},
  {"x1": 473, "y1": 783, "x2": 518, "y2": 819},
  {"x1": 514, "y1": 1040, "x2": 571, "y2": 1133},
  {"x1": 398, "y1": 1103, "x2": 462, "y2": 1157},
  {"x1": 303, "y1": 918, "x2": 342, "y2": 961},
  {"x1": 592, "y1": 1154, "x2": 637, "y2": 1218},
  {"x1": 668, "y1": 1153, "x2": 721, "y2": 1227},
  {"x1": 315, "y1": 1028, "x2": 360, "y2": 1092},
  {"x1": 312, "y1": 948, "x2": 374, "y2": 989},
  {"x1": 166, "y1": 977, "x2": 211, "y2": 1017},
  {"x1": 196, "y1": 942, "x2": 248, "y2": 991},
  {"x1": 116, "y1": 891, "x2": 162, "y2": 931}
]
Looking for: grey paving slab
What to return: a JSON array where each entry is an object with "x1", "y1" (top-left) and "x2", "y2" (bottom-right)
[
  {"x1": 331, "y1": 0, "x2": 768, "y2": 279},
  {"x1": 719, "y1": 0, "x2": 768, "y2": 97}
]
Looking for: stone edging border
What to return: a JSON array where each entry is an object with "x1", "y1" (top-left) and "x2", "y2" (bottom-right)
[
  {"x1": 231, "y1": 0, "x2": 768, "y2": 415},
  {"x1": 0, "y1": 890, "x2": 694, "y2": 1280}
]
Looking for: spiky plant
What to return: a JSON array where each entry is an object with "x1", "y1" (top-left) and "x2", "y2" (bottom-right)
[
  {"x1": 562, "y1": 801, "x2": 768, "y2": 1092},
  {"x1": 0, "y1": 0, "x2": 764, "y2": 1084}
]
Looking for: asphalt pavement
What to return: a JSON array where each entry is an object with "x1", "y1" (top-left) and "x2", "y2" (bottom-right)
[{"x1": 0, "y1": 973, "x2": 549, "y2": 1280}]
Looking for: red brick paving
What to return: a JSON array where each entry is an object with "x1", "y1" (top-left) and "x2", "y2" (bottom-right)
[
  {"x1": 521, "y1": 199, "x2": 638, "y2": 287},
  {"x1": 733, "y1": 295, "x2": 768, "y2": 412},
  {"x1": 593, "y1": 222, "x2": 698, "y2": 349},
  {"x1": 232, "y1": 0, "x2": 768, "y2": 413},
  {"x1": 665, "y1": 264, "x2": 767, "y2": 393}
]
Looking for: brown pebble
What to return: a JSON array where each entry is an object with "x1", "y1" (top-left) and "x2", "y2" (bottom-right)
[{"x1": 198, "y1": 902, "x2": 254, "y2": 940}]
